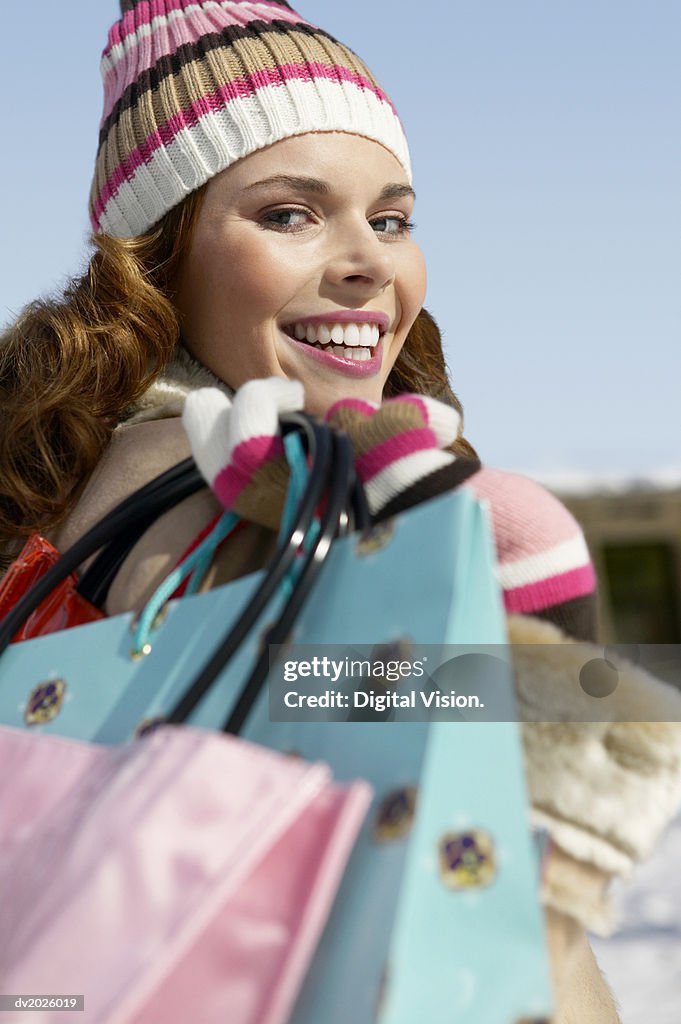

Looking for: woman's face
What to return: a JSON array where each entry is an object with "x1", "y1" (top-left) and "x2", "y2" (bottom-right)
[{"x1": 175, "y1": 132, "x2": 427, "y2": 415}]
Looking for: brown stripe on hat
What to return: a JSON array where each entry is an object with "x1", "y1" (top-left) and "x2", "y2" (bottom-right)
[
  {"x1": 91, "y1": 0, "x2": 410, "y2": 235},
  {"x1": 93, "y1": 28, "x2": 383, "y2": 200},
  {"x1": 99, "y1": 21, "x2": 355, "y2": 148}
]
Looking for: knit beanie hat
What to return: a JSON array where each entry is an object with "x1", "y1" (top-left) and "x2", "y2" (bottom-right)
[{"x1": 90, "y1": 0, "x2": 412, "y2": 237}]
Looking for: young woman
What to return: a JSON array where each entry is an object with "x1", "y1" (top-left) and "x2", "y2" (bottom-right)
[
  {"x1": 0, "y1": 1, "x2": 626, "y2": 1019},
  {"x1": 0, "y1": 1, "x2": 596, "y2": 636}
]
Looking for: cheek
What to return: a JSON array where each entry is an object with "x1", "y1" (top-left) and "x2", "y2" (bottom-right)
[
  {"x1": 184, "y1": 226, "x2": 292, "y2": 325},
  {"x1": 403, "y1": 244, "x2": 428, "y2": 317},
  {"x1": 199, "y1": 238, "x2": 259, "y2": 312},
  {"x1": 382, "y1": 247, "x2": 427, "y2": 381},
  {"x1": 390, "y1": 244, "x2": 427, "y2": 356},
  {"x1": 205, "y1": 235, "x2": 303, "y2": 325}
]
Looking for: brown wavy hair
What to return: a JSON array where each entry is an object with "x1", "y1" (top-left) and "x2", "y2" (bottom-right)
[{"x1": 0, "y1": 186, "x2": 476, "y2": 559}]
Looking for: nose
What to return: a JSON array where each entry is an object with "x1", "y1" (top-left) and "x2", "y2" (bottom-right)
[{"x1": 323, "y1": 217, "x2": 396, "y2": 295}]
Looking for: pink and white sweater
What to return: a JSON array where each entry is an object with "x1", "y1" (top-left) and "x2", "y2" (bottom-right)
[{"x1": 464, "y1": 467, "x2": 597, "y2": 641}]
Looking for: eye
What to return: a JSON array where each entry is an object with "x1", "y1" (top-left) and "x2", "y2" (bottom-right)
[
  {"x1": 370, "y1": 215, "x2": 416, "y2": 238},
  {"x1": 261, "y1": 207, "x2": 313, "y2": 232}
]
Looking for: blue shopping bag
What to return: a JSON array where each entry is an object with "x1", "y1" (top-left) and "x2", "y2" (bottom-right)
[{"x1": 0, "y1": 487, "x2": 553, "y2": 1023}]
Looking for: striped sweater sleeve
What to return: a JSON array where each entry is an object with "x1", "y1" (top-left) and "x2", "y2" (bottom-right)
[{"x1": 463, "y1": 467, "x2": 598, "y2": 642}]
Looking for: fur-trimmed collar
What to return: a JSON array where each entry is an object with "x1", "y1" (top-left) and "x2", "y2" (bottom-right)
[{"x1": 121, "y1": 345, "x2": 233, "y2": 427}]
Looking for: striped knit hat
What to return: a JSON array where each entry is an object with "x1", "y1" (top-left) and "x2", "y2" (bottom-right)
[{"x1": 90, "y1": 0, "x2": 412, "y2": 237}]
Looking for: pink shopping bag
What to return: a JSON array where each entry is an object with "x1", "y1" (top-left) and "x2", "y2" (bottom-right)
[{"x1": 0, "y1": 724, "x2": 371, "y2": 1024}]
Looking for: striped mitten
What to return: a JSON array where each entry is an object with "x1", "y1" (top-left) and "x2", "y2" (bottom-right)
[
  {"x1": 183, "y1": 383, "x2": 481, "y2": 528},
  {"x1": 325, "y1": 395, "x2": 481, "y2": 519},
  {"x1": 182, "y1": 378, "x2": 303, "y2": 530}
]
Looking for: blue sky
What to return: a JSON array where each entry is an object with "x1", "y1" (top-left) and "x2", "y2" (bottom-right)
[{"x1": 1, "y1": 1, "x2": 679, "y2": 478}]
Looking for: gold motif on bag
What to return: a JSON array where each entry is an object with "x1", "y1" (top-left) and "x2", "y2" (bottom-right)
[
  {"x1": 374, "y1": 786, "x2": 418, "y2": 842},
  {"x1": 24, "y1": 679, "x2": 66, "y2": 726},
  {"x1": 355, "y1": 520, "x2": 395, "y2": 557},
  {"x1": 438, "y1": 829, "x2": 497, "y2": 889}
]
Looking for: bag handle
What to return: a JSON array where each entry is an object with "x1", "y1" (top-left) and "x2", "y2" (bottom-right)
[
  {"x1": 1, "y1": 415, "x2": 364, "y2": 749},
  {"x1": 163, "y1": 413, "x2": 343, "y2": 726},
  {"x1": 0, "y1": 459, "x2": 207, "y2": 653},
  {"x1": 75, "y1": 461, "x2": 203, "y2": 605},
  {"x1": 130, "y1": 425, "x2": 314, "y2": 644},
  {"x1": 221, "y1": 428, "x2": 355, "y2": 734}
]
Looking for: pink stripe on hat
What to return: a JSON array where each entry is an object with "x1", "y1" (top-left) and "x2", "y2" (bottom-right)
[
  {"x1": 91, "y1": 0, "x2": 411, "y2": 235},
  {"x1": 103, "y1": 4, "x2": 309, "y2": 119},
  {"x1": 93, "y1": 63, "x2": 397, "y2": 227},
  {"x1": 105, "y1": 0, "x2": 305, "y2": 58}
]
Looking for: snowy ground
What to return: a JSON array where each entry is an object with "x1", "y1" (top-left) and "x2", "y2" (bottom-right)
[{"x1": 590, "y1": 810, "x2": 681, "y2": 1023}]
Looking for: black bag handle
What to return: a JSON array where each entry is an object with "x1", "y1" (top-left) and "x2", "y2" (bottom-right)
[
  {"x1": 76, "y1": 459, "x2": 206, "y2": 605},
  {"x1": 221, "y1": 428, "x2": 355, "y2": 735},
  {"x1": 0, "y1": 459, "x2": 206, "y2": 653},
  {"x1": 164, "y1": 414, "x2": 343, "y2": 726},
  {"x1": 79, "y1": 411, "x2": 372, "y2": 607},
  {"x1": 1, "y1": 415, "x2": 366, "y2": 744},
  {"x1": 0, "y1": 412, "x2": 355, "y2": 655}
]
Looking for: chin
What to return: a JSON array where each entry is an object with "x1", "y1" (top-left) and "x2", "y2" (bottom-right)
[{"x1": 301, "y1": 380, "x2": 385, "y2": 419}]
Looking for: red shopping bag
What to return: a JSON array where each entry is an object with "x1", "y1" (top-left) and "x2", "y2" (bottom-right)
[{"x1": 0, "y1": 535, "x2": 105, "y2": 642}]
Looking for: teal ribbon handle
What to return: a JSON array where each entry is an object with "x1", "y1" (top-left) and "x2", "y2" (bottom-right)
[
  {"x1": 132, "y1": 511, "x2": 240, "y2": 654},
  {"x1": 132, "y1": 430, "x2": 318, "y2": 655}
]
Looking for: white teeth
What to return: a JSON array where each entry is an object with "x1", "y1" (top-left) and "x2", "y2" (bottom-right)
[
  {"x1": 343, "y1": 323, "x2": 360, "y2": 347},
  {"x1": 359, "y1": 324, "x2": 374, "y2": 347},
  {"x1": 313, "y1": 344, "x2": 373, "y2": 361},
  {"x1": 288, "y1": 321, "x2": 382, "y2": 349}
]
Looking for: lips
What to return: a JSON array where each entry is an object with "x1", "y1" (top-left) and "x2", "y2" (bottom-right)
[
  {"x1": 281, "y1": 329, "x2": 384, "y2": 379},
  {"x1": 278, "y1": 310, "x2": 391, "y2": 379}
]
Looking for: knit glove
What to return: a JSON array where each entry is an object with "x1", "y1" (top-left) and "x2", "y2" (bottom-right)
[
  {"x1": 182, "y1": 381, "x2": 480, "y2": 527},
  {"x1": 182, "y1": 378, "x2": 303, "y2": 531},
  {"x1": 509, "y1": 614, "x2": 681, "y2": 935},
  {"x1": 324, "y1": 395, "x2": 480, "y2": 518}
]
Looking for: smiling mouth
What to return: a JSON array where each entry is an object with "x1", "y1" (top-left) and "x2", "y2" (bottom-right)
[{"x1": 281, "y1": 320, "x2": 384, "y2": 362}]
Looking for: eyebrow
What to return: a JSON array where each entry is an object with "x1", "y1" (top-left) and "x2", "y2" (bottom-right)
[{"x1": 243, "y1": 174, "x2": 416, "y2": 202}]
